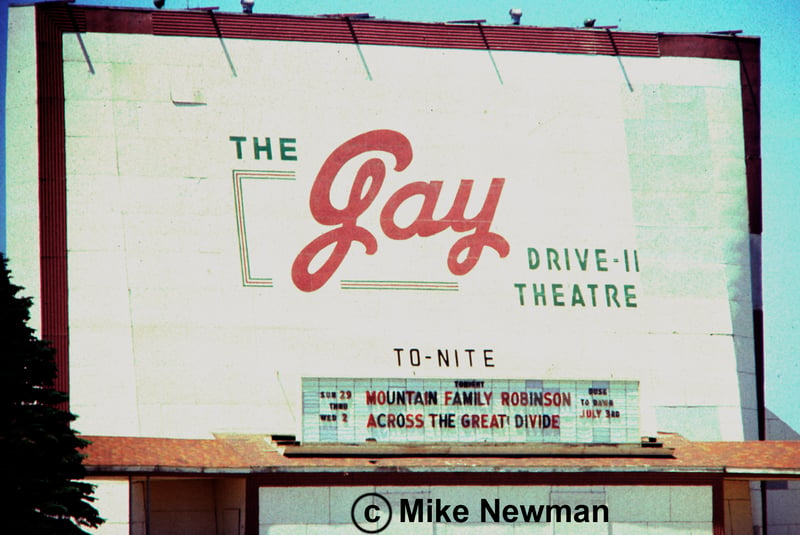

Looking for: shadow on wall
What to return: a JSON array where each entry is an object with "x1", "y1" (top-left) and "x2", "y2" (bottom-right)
[{"x1": 766, "y1": 408, "x2": 800, "y2": 440}]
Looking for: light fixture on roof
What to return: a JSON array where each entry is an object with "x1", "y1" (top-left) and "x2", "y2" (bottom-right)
[
  {"x1": 584, "y1": 18, "x2": 597, "y2": 28},
  {"x1": 241, "y1": 0, "x2": 254, "y2": 14},
  {"x1": 153, "y1": 0, "x2": 164, "y2": 7},
  {"x1": 509, "y1": 8, "x2": 522, "y2": 25}
]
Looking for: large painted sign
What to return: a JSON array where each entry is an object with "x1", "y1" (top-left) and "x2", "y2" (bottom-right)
[
  {"x1": 5, "y1": 18, "x2": 753, "y2": 440},
  {"x1": 233, "y1": 128, "x2": 642, "y2": 301},
  {"x1": 302, "y1": 378, "x2": 640, "y2": 443}
]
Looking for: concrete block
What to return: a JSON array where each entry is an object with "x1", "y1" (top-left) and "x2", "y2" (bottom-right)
[
  {"x1": 607, "y1": 486, "x2": 670, "y2": 522},
  {"x1": 655, "y1": 406, "x2": 722, "y2": 440},
  {"x1": 645, "y1": 521, "x2": 713, "y2": 534},
  {"x1": 670, "y1": 486, "x2": 712, "y2": 521},
  {"x1": 86, "y1": 478, "x2": 130, "y2": 535},
  {"x1": 328, "y1": 487, "x2": 374, "y2": 525},
  {"x1": 260, "y1": 487, "x2": 330, "y2": 525}
]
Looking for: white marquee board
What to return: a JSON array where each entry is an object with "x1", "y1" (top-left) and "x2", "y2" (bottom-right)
[{"x1": 302, "y1": 378, "x2": 640, "y2": 444}]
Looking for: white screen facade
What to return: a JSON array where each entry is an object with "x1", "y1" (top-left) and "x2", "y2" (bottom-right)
[{"x1": 6, "y1": 7, "x2": 756, "y2": 444}]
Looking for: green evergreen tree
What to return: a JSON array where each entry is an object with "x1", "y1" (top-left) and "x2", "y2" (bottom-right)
[{"x1": 0, "y1": 254, "x2": 104, "y2": 533}]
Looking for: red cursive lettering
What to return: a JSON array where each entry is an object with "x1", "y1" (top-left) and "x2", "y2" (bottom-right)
[
  {"x1": 381, "y1": 178, "x2": 509, "y2": 275},
  {"x1": 292, "y1": 130, "x2": 412, "y2": 292},
  {"x1": 292, "y1": 129, "x2": 509, "y2": 292}
]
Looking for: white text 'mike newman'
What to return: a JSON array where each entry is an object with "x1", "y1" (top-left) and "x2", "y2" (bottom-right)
[{"x1": 399, "y1": 498, "x2": 609, "y2": 524}]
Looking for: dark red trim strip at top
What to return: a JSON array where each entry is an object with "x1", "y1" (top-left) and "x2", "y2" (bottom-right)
[
  {"x1": 149, "y1": 10, "x2": 661, "y2": 56},
  {"x1": 78, "y1": 5, "x2": 662, "y2": 56}
]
